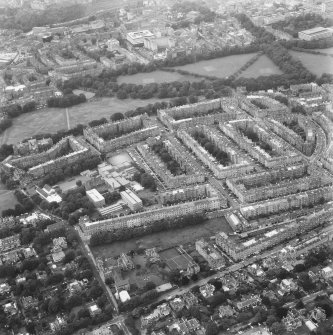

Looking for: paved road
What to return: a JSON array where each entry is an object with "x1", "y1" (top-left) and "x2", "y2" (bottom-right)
[{"x1": 75, "y1": 227, "x2": 119, "y2": 314}]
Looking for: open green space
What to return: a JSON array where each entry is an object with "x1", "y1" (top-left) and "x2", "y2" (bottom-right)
[
  {"x1": 91, "y1": 216, "x2": 232, "y2": 260},
  {"x1": 289, "y1": 50, "x2": 333, "y2": 76},
  {"x1": 0, "y1": 182, "x2": 19, "y2": 216},
  {"x1": 313, "y1": 47, "x2": 333, "y2": 54},
  {"x1": 239, "y1": 54, "x2": 283, "y2": 78},
  {"x1": 117, "y1": 70, "x2": 200, "y2": 85},
  {"x1": 173, "y1": 53, "x2": 258, "y2": 78},
  {"x1": 0, "y1": 97, "x2": 166, "y2": 145}
]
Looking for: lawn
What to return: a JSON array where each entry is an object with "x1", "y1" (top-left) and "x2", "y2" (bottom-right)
[
  {"x1": 289, "y1": 50, "x2": 333, "y2": 76},
  {"x1": 91, "y1": 216, "x2": 233, "y2": 260},
  {"x1": 239, "y1": 55, "x2": 283, "y2": 78},
  {"x1": 314, "y1": 47, "x2": 333, "y2": 54},
  {"x1": 56, "y1": 175, "x2": 91, "y2": 192},
  {"x1": 0, "y1": 182, "x2": 19, "y2": 215},
  {"x1": 0, "y1": 97, "x2": 167, "y2": 145},
  {"x1": 117, "y1": 70, "x2": 200, "y2": 85},
  {"x1": 173, "y1": 53, "x2": 258, "y2": 78}
]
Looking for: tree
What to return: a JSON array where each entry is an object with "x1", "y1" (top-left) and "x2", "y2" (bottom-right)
[
  {"x1": 205, "y1": 321, "x2": 218, "y2": 335},
  {"x1": 66, "y1": 294, "x2": 83, "y2": 310},
  {"x1": 111, "y1": 112, "x2": 124, "y2": 122},
  {"x1": 270, "y1": 322, "x2": 286, "y2": 335},
  {"x1": 63, "y1": 249, "x2": 76, "y2": 264},
  {"x1": 48, "y1": 297, "x2": 61, "y2": 314},
  {"x1": 145, "y1": 281, "x2": 156, "y2": 291}
]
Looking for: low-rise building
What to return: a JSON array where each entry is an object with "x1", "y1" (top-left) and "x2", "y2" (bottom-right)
[
  {"x1": 299, "y1": 27, "x2": 332, "y2": 41},
  {"x1": 199, "y1": 283, "x2": 215, "y2": 298},
  {"x1": 195, "y1": 239, "x2": 225, "y2": 269},
  {"x1": 235, "y1": 295, "x2": 261, "y2": 311},
  {"x1": 86, "y1": 188, "x2": 105, "y2": 208}
]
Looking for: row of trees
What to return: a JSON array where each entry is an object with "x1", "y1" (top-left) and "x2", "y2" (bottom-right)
[
  {"x1": 151, "y1": 141, "x2": 184, "y2": 176},
  {"x1": 0, "y1": 101, "x2": 37, "y2": 135},
  {"x1": 89, "y1": 214, "x2": 204, "y2": 246},
  {"x1": 47, "y1": 93, "x2": 86, "y2": 108},
  {"x1": 193, "y1": 131, "x2": 231, "y2": 166},
  {"x1": 40, "y1": 155, "x2": 101, "y2": 186},
  {"x1": 133, "y1": 171, "x2": 157, "y2": 191},
  {"x1": 39, "y1": 185, "x2": 95, "y2": 222},
  {"x1": 233, "y1": 14, "x2": 317, "y2": 91},
  {"x1": 0, "y1": 4, "x2": 86, "y2": 32}
]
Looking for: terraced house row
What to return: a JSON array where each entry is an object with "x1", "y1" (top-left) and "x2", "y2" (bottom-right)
[
  {"x1": 226, "y1": 164, "x2": 332, "y2": 203},
  {"x1": 80, "y1": 185, "x2": 227, "y2": 236},
  {"x1": 83, "y1": 114, "x2": 159, "y2": 153}
]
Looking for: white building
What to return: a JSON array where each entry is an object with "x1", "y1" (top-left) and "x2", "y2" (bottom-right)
[
  {"x1": 120, "y1": 189, "x2": 143, "y2": 211},
  {"x1": 126, "y1": 30, "x2": 154, "y2": 46},
  {"x1": 298, "y1": 27, "x2": 332, "y2": 41},
  {"x1": 86, "y1": 189, "x2": 105, "y2": 208}
]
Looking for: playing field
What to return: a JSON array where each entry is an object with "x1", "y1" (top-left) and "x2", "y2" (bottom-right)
[
  {"x1": 239, "y1": 55, "x2": 283, "y2": 78},
  {"x1": 173, "y1": 53, "x2": 258, "y2": 78},
  {"x1": 0, "y1": 182, "x2": 19, "y2": 216},
  {"x1": 289, "y1": 50, "x2": 333, "y2": 76},
  {"x1": 0, "y1": 97, "x2": 167, "y2": 145},
  {"x1": 117, "y1": 70, "x2": 200, "y2": 85}
]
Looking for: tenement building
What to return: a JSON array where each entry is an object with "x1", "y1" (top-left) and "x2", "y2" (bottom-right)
[
  {"x1": 83, "y1": 115, "x2": 159, "y2": 153},
  {"x1": 239, "y1": 185, "x2": 333, "y2": 219},
  {"x1": 135, "y1": 136, "x2": 205, "y2": 188},
  {"x1": 240, "y1": 95, "x2": 289, "y2": 119},
  {"x1": 177, "y1": 125, "x2": 255, "y2": 179},
  {"x1": 1, "y1": 136, "x2": 100, "y2": 180},
  {"x1": 158, "y1": 97, "x2": 244, "y2": 130},
  {"x1": 265, "y1": 116, "x2": 317, "y2": 156},
  {"x1": 79, "y1": 186, "x2": 227, "y2": 236},
  {"x1": 216, "y1": 205, "x2": 333, "y2": 261},
  {"x1": 226, "y1": 164, "x2": 332, "y2": 203},
  {"x1": 220, "y1": 119, "x2": 303, "y2": 168}
]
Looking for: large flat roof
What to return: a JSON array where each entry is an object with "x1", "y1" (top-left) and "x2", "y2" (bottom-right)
[{"x1": 300, "y1": 27, "x2": 331, "y2": 35}]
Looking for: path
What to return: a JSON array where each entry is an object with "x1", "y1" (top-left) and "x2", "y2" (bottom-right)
[{"x1": 66, "y1": 108, "x2": 70, "y2": 130}]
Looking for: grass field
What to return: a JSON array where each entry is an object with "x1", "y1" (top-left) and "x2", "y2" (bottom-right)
[
  {"x1": 117, "y1": 70, "x2": 200, "y2": 85},
  {"x1": 240, "y1": 55, "x2": 283, "y2": 78},
  {"x1": 91, "y1": 216, "x2": 233, "y2": 260},
  {"x1": 289, "y1": 50, "x2": 333, "y2": 76},
  {"x1": 0, "y1": 97, "x2": 167, "y2": 145},
  {"x1": 0, "y1": 182, "x2": 19, "y2": 215},
  {"x1": 313, "y1": 47, "x2": 333, "y2": 54},
  {"x1": 173, "y1": 53, "x2": 258, "y2": 78}
]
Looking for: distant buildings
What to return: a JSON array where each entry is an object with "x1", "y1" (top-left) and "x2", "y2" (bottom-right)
[
  {"x1": 298, "y1": 27, "x2": 332, "y2": 40},
  {"x1": 126, "y1": 30, "x2": 155, "y2": 47}
]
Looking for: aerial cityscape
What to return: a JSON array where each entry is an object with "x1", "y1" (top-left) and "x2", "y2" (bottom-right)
[{"x1": 0, "y1": 0, "x2": 332, "y2": 335}]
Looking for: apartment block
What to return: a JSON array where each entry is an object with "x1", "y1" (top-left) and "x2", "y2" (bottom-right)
[
  {"x1": 226, "y1": 164, "x2": 331, "y2": 203},
  {"x1": 86, "y1": 189, "x2": 105, "y2": 208},
  {"x1": 220, "y1": 119, "x2": 303, "y2": 168},
  {"x1": 2, "y1": 136, "x2": 100, "y2": 180},
  {"x1": 158, "y1": 97, "x2": 243, "y2": 131},
  {"x1": 216, "y1": 205, "x2": 333, "y2": 261},
  {"x1": 83, "y1": 115, "x2": 160, "y2": 153},
  {"x1": 135, "y1": 136, "x2": 205, "y2": 188},
  {"x1": 177, "y1": 125, "x2": 255, "y2": 179},
  {"x1": 195, "y1": 239, "x2": 225, "y2": 269},
  {"x1": 239, "y1": 185, "x2": 333, "y2": 219},
  {"x1": 120, "y1": 189, "x2": 143, "y2": 211},
  {"x1": 80, "y1": 191, "x2": 227, "y2": 236}
]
